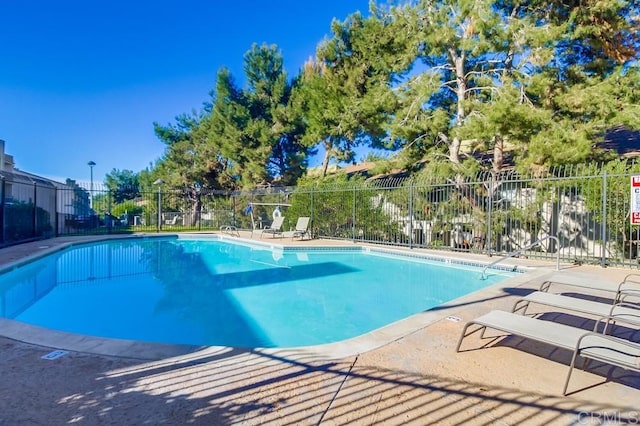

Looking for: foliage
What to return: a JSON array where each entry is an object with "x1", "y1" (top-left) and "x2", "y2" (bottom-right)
[
  {"x1": 110, "y1": 200, "x2": 144, "y2": 218},
  {"x1": 4, "y1": 201, "x2": 52, "y2": 242},
  {"x1": 414, "y1": 158, "x2": 482, "y2": 184},
  {"x1": 207, "y1": 44, "x2": 312, "y2": 187},
  {"x1": 154, "y1": 106, "x2": 238, "y2": 225},
  {"x1": 287, "y1": 173, "x2": 399, "y2": 239},
  {"x1": 154, "y1": 112, "x2": 236, "y2": 191},
  {"x1": 387, "y1": 0, "x2": 639, "y2": 173},
  {"x1": 91, "y1": 192, "x2": 110, "y2": 215},
  {"x1": 105, "y1": 169, "x2": 140, "y2": 203},
  {"x1": 299, "y1": 10, "x2": 402, "y2": 176},
  {"x1": 144, "y1": 0, "x2": 639, "y2": 210},
  {"x1": 575, "y1": 160, "x2": 640, "y2": 237}
]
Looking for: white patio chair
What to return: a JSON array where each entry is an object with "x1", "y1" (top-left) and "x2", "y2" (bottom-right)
[{"x1": 260, "y1": 216, "x2": 285, "y2": 238}]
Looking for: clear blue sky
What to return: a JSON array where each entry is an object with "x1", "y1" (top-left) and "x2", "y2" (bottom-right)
[{"x1": 0, "y1": 0, "x2": 373, "y2": 184}]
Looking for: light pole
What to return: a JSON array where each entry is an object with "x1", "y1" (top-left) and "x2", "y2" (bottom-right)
[
  {"x1": 88, "y1": 161, "x2": 96, "y2": 210},
  {"x1": 154, "y1": 179, "x2": 164, "y2": 232}
]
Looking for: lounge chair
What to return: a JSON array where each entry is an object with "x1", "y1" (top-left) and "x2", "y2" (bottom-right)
[
  {"x1": 512, "y1": 291, "x2": 640, "y2": 328},
  {"x1": 260, "y1": 216, "x2": 284, "y2": 238},
  {"x1": 164, "y1": 214, "x2": 181, "y2": 227},
  {"x1": 291, "y1": 217, "x2": 310, "y2": 240},
  {"x1": 540, "y1": 273, "x2": 640, "y2": 303},
  {"x1": 456, "y1": 310, "x2": 640, "y2": 395}
]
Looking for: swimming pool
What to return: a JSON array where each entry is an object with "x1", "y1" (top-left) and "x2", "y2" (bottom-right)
[{"x1": 0, "y1": 236, "x2": 514, "y2": 348}]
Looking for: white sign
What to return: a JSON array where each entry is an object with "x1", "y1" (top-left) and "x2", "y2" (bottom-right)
[{"x1": 631, "y1": 176, "x2": 640, "y2": 225}]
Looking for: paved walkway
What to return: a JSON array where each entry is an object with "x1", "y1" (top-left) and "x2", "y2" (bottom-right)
[{"x1": 0, "y1": 234, "x2": 638, "y2": 425}]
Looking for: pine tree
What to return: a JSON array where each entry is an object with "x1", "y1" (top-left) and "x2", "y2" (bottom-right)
[{"x1": 388, "y1": 0, "x2": 639, "y2": 173}]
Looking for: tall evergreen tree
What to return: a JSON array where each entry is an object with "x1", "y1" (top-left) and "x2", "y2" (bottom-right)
[
  {"x1": 104, "y1": 169, "x2": 140, "y2": 203},
  {"x1": 154, "y1": 111, "x2": 236, "y2": 225},
  {"x1": 389, "y1": 0, "x2": 639, "y2": 173},
  {"x1": 208, "y1": 44, "x2": 310, "y2": 187},
  {"x1": 154, "y1": 112, "x2": 235, "y2": 191},
  {"x1": 300, "y1": 11, "x2": 402, "y2": 177}
]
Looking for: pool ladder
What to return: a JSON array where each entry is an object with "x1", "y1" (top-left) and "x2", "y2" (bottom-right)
[{"x1": 481, "y1": 235, "x2": 560, "y2": 279}]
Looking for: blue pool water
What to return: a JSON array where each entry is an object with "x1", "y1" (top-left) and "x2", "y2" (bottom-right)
[{"x1": 0, "y1": 237, "x2": 512, "y2": 348}]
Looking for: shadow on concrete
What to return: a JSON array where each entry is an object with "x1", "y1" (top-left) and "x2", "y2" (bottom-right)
[
  {"x1": 427, "y1": 286, "x2": 536, "y2": 313},
  {"x1": 4, "y1": 338, "x2": 637, "y2": 425},
  {"x1": 471, "y1": 311, "x2": 640, "y2": 394}
]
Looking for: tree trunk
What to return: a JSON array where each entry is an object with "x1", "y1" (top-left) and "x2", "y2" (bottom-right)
[
  {"x1": 449, "y1": 49, "x2": 466, "y2": 165},
  {"x1": 454, "y1": 55, "x2": 466, "y2": 124},
  {"x1": 321, "y1": 140, "x2": 332, "y2": 177},
  {"x1": 449, "y1": 137, "x2": 461, "y2": 164},
  {"x1": 188, "y1": 193, "x2": 202, "y2": 227},
  {"x1": 493, "y1": 136, "x2": 504, "y2": 172}
]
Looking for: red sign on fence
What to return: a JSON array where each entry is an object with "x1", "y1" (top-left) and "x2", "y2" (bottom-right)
[{"x1": 631, "y1": 176, "x2": 640, "y2": 225}]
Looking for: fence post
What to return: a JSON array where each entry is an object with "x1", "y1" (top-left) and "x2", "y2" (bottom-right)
[
  {"x1": 601, "y1": 170, "x2": 607, "y2": 267},
  {"x1": 157, "y1": 188, "x2": 162, "y2": 232},
  {"x1": 54, "y1": 185, "x2": 59, "y2": 237},
  {"x1": 352, "y1": 187, "x2": 356, "y2": 243},
  {"x1": 107, "y1": 191, "x2": 113, "y2": 234},
  {"x1": 231, "y1": 195, "x2": 235, "y2": 229},
  {"x1": 310, "y1": 189, "x2": 314, "y2": 238},
  {"x1": 32, "y1": 182, "x2": 37, "y2": 238},
  {"x1": 0, "y1": 178, "x2": 5, "y2": 244},
  {"x1": 487, "y1": 173, "x2": 494, "y2": 255},
  {"x1": 408, "y1": 183, "x2": 414, "y2": 249}
]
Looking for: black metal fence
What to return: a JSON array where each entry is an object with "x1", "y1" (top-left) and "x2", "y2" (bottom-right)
[
  {"x1": 0, "y1": 176, "x2": 57, "y2": 246},
  {"x1": 4, "y1": 162, "x2": 640, "y2": 268}
]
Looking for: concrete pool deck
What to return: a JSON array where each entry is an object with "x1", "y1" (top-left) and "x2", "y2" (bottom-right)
[{"x1": 0, "y1": 233, "x2": 638, "y2": 425}]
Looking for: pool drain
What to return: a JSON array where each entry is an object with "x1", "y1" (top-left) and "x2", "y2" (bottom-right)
[{"x1": 41, "y1": 350, "x2": 68, "y2": 360}]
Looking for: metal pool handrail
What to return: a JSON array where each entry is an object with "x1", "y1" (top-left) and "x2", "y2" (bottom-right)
[{"x1": 481, "y1": 235, "x2": 560, "y2": 279}]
